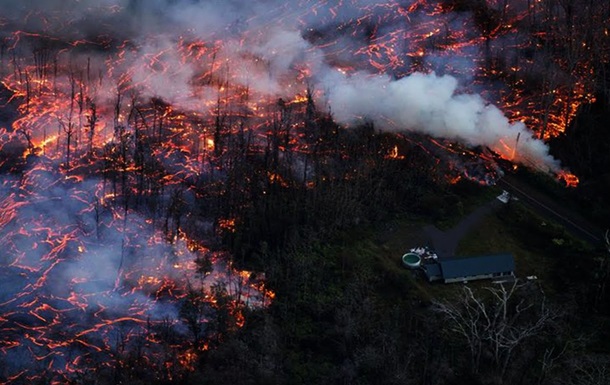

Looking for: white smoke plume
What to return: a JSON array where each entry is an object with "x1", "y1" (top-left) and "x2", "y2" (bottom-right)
[
  {"x1": 322, "y1": 71, "x2": 561, "y2": 171},
  {"x1": 0, "y1": 0, "x2": 563, "y2": 172}
]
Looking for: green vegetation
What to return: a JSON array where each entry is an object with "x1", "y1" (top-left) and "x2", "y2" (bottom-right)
[
  {"x1": 3, "y1": 0, "x2": 610, "y2": 382},
  {"x1": 191, "y1": 163, "x2": 610, "y2": 385},
  {"x1": 4, "y1": 99, "x2": 608, "y2": 384}
]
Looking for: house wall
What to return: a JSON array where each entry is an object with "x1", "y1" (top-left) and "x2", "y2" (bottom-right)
[
  {"x1": 445, "y1": 273, "x2": 494, "y2": 283},
  {"x1": 444, "y1": 271, "x2": 513, "y2": 284}
]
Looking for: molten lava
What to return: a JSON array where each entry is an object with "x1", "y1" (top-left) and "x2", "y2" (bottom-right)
[
  {"x1": 2, "y1": 0, "x2": 605, "y2": 382},
  {"x1": 557, "y1": 170, "x2": 580, "y2": 188}
]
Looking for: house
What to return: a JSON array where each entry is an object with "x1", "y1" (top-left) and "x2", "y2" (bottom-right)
[{"x1": 422, "y1": 253, "x2": 515, "y2": 283}]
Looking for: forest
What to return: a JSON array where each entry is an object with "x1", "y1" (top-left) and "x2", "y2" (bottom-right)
[{"x1": 1, "y1": 0, "x2": 610, "y2": 384}]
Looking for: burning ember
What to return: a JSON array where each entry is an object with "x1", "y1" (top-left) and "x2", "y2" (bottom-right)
[
  {"x1": 1, "y1": 0, "x2": 604, "y2": 382},
  {"x1": 557, "y1": 170, "x2": 580, "y2": 188}
]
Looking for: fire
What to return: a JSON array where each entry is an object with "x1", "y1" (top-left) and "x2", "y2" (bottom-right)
[
  {"x1": 289, "y1": 94, "x2": 309, "y2": 104},
  {"x1": 205, "y1": 138, "x2": 215, "y2": 150},
  {"x1": 557, "y1": 170, "x2": 580, "y2": 188},
  {"x1": 217, "y1": 218, "x2": 237, "y2": 233},
  {"x1": 0, "y1": 165, "x2": 272, "y2": 382},
  {"x1": 447, "y1": 174, "x2": 463, "y2": 185},
  {"x1": 387, "y1": 145, "x2": 404, "y2": 159},
  {"x1": 267, "y1": 171, "x2": 291, "y2": 187},
  {"x1": 177, "y1": 349, "x2": 198, "y2": 371},
  {"x1": 0, "y1": 0, "x2": 604, "y2": 381}
]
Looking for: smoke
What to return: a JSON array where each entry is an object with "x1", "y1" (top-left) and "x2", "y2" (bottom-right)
[
  {"x1": 0, "y1": 0, "x2": 562, "y2": 169},
  {"x1": 0, "y1": 0, "x2": 573, "y2": 380},
  {"x1": 0, "y1": 163, "x2": 266, "y2": 378},
  {"x1": 322, "y1": 71, "x2": 561, "y2": 171}
]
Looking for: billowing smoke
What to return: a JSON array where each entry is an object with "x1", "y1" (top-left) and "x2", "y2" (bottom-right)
[
  {"x1": 0, "y1": 0, "x2": 565, "y2": 173},
  {"x1": 0, "y1": 0, "x2": 574, "y2": 381},
  {"x1": 323, "y1": 71, "x2": 561, "y2": 171}
]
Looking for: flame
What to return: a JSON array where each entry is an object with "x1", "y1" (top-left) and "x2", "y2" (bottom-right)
[
  {"x1": 0, "y1": 171, "x2": 272, "y2": 382},
  {"x1": 557, "y1": 170, "x2": 579, "y2": 188},
  {"x1": 0, "y1": 0, "x2": 603, "y2": 381},
  {"x1": 217, "y1": 218, "x2": 237, "y2": 233},
  {"x1": 205, "y1": 138, "x2": 215, "y2": 150},
  {"x1": 267, "y1": 171, "x2": 291, "y2": 187},
  {"x1": 447, "y1": 174, "x2": 463, "y2": 185},
  {"x1": 289, "y1": 94, "x2": 309, "y2": 104},
  {"x1": 177, "y1": 349, "x2": 198, "y2": 371},
  {"x1": 387, "y1": 145, "x2": 404, "y2": 159}
]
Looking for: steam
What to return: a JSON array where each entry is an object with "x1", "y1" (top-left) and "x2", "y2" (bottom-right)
[
  {"x1": 0, "y1": 0, "x2": 562, "y2": 170},
  {"x1": 323, "y1": 71, "x2": 561, "y2": 171},
  {"x1": 0, "y1": 0, "x2": 570, "y2": 380}
]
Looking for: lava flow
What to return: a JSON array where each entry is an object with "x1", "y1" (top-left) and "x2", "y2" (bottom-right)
[
  {"x1": 2, "y1": 0, "x2": 606, "y2": 382},
  {"x1": 0, "y1": 166, "x2": 273, "y2": 383}
]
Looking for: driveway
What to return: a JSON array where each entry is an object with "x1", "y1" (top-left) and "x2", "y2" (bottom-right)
[{"x1": 423, "y1": 197, "x2": 504, "y2": 259}]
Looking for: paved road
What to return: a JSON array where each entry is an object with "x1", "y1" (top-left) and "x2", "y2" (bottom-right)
[
  {"x1": 497, "y1": 175, "x2": 605, "y2": 247},
  {"x1": 423, "y1": 175, "x2": 606, "y2": 259}
]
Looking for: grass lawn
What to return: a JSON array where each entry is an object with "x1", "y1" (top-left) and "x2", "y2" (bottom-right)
[
  {"x1": 328, "y1": 181, "x2": 598, "y2": 304},
  {"x1": 457, "y1": 211, "x2": 550, "y2": 279},
  {"x1": 456, "y1": 199, "x2": 597, "y2": 296}
]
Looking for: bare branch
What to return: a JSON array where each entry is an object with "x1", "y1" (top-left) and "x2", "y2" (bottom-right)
[{"x1": 433, "y1": 281, "x2": 558, "y2": 378}]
